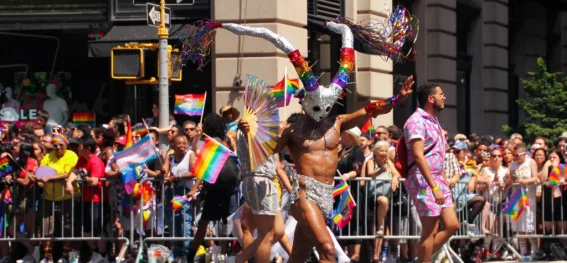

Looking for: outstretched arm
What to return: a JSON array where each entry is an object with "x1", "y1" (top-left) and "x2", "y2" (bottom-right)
[{"x1": 340, "y1": 75, "x2": 414, "y2": 132}]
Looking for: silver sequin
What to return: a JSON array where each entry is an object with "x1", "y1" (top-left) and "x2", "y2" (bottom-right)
[{"x1": 290, "y1": 175, "x2": 335, "y2": 218}]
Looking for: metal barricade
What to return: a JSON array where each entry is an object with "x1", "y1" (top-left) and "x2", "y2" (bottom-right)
[
  {"x1": 7, "y1": 174, "x2": 562, "y2": 262},
  {"x1": 0, "y1": 177, "x2": 130, "y2": 262}
]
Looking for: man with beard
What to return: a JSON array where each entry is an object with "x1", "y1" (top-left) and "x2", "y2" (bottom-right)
[{"x1": 403, "y1": 83, "x2": 459, "y2": 263}]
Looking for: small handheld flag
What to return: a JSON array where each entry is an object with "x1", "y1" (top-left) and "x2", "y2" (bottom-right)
[
  {"x1": 333, "y1": 180, "x2": 349, "y2": 197},
  {"x1": 361, "y1": 119, "x2": 375, "y2": 137},
  {"x1": 0, "y1": 156, "x2": 13, "y2": 177},
  {"x1": 503, "y1": 187, "x2": 529, "y2": 221},
  {"x1": 174, "y1": 94, "x2": 206, "y2": 116},
  {"x1": 171, "y1": 195, "x2": 190, "y2": 211},
  {"x1": 192, "y1": 136, "x2": 236, "y2": 184},
  {"x1": 272, "y1": 74, "x2": 300, "y2": 108}
]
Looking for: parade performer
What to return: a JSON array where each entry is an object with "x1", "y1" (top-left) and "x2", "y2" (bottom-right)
[{"x1": 178, "y1": 8, "x2": 417, "y2": 262}]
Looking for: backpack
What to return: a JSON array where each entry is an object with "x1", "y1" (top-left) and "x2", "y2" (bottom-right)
[
  {"x1": 394, "y1": 135, "x2": 434, "y2": 178},
  {"x1": 543, "y1": 238, "x2": 567, "y2": 260}
]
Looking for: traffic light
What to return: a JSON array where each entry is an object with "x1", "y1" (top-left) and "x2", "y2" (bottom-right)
[
  {"x1": 111, "y1": 43, "x2": 182, "y2": 82},
  {"x1": 111, "y1": 47, "x2": 145, "y2": 79}
]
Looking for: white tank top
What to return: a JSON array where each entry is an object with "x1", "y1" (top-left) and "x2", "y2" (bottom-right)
[
  {"x1": 511, "y1": 157, "x2": 532, "y2": 180},
  {"x1": 485, "y1": 165, "x2": 507, "y2": 197},
  {"x1": 171, "y1": 150, "x2": 194, "y2": 189}
]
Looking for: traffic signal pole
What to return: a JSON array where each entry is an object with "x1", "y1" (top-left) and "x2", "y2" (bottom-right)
[{"x1": 158, "y1": 0, "x2": 170, "y2": 150}]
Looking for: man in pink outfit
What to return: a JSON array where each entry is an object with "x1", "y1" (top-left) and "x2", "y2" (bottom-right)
[{"x1": 403, "y1": 83, "x2": 459, "y2": 263}]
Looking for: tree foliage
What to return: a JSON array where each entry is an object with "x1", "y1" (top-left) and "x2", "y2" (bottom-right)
[{"x1": 503, "y1": 58, "x2": 567, "y2": 145}]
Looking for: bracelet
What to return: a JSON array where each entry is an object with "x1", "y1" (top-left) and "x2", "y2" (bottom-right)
[
  {"x1": 432, "y1": 185, "x2": 439, "y2": 192},
  {"x1": 364, "y1": 95, "x2": 400, "y2": 117}
]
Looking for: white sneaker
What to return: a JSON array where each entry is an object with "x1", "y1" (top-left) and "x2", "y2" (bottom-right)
[
  {"x1": 20, "y1": 254, "x2": 35, "y2": 263},
  {"x1": 56, "y1": 258, "x2": 68, "y2": 263},
  {"x1": 88, "y1": 252, "x2": 102, "y2": 263},
  {"x1": 39, "y1": 258, "x2": 48, "y2": 263},
  {"x1": 32, "y1": 247, "x2": 41, "y2": 263}
]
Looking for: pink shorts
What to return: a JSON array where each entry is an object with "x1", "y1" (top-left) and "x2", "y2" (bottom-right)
[{"x1": 404, "y1": 174, "x2": 453, "y2": 217}]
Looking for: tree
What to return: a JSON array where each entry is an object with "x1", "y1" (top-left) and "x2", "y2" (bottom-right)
[{"x1": 503, "y1": 57, "x2": 567, "y2": 146}]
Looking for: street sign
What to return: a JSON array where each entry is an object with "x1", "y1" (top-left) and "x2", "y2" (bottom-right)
[
  {"x1": 135, "y1": 0, "x2": 195, "y2": 6},
  {"x1": 146, "y1": 3, "x2": 171, "y2": 28}
]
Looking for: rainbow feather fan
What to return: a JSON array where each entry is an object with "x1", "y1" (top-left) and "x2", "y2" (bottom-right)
[
  {"x1": 242, "y1": 75, "x2": 280, "y2": 170},
  {"x1": 334, "y1": 5, "x2": 419, "y2": 62}
]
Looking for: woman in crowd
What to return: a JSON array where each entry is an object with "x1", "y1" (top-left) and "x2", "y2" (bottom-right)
[
  {"x1": 507, "y1": 143, "x2": 540, "y2": 259},
  {"x1": 539, "y1": 148, "x2": 567, "y2": 241},
  {"x1": 361, "y1": 140, "x2": 400, "y2": 263},
  {"x1": 502, "y1": 146, "x2": 514, "y2": 168},
  {"x1": 452, "y1": 140, "x2": 486, "y2": 236},
  {"x1": 8, "y1": 140, "x2": 40, "y2": 261},
  {"x1": 478, "y1": 147, "x2": 508, "y2": 258},
  {"x1": 337, "y1": 127, "x2": 365, "y2": 263}
]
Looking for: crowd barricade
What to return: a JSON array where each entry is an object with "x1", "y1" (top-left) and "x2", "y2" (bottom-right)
[
  {"x1": 0, "y1": 177, "x2": 130, "y2": 261},
  {"x1": 3, "y1": 175, "x2": 566, "y2": 262}
]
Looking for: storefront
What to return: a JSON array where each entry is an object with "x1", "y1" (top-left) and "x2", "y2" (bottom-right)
[{"x1": 0, "y1": 0, "x2": 211, "y2": 126}]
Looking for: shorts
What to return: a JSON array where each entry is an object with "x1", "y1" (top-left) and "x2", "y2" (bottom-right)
[
  {"x1": 404, "y1": 174, "x2": 453, "y2": 217},
  {"x1": 201, "y1": 188, "x2": 233, "y2": 223},
  {"x1": 242, "y1": 177, "x2": 279, "y2": 216},
  {"x1": 80, "y1": 202, "x2": 110, "y2": 233},
  {"x1": 40, "y1": 199, "x2": 74, "y2": 237}
]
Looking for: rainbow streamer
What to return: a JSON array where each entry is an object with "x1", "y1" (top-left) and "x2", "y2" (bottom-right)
[
  {"x1": 333, "y1": 180, "x2": 349, "y2": 197},
  {"x1": 361, "y1": 119, "x2": 375, "y2": 137},
  {"x1": 272, "y1": 74, "x2": 300, "y2": 108},
  {"x1": 330, "y1": 188, "x2": 356, "y2": 229},
  {"x1": 174, "y1": 94, "x2": 206, "y2": 116},
  {"x1": 192, "y1": 136, "x2": 236, "y2": 184},
  {"x1": 72, "y1": 112, "x2": 96, "y2": 127},
  {"x1": 132, "y1": 123, "x2": 148, "y2": 136},
  {"x1": 0, "y1": 156, "x2": 13, "y2": 177},
  {"x1": 171, "y1": 195, "x2": 190, "y2": 211},
  {"x1": 503, "y1": 187, "x2": 529, "y2": 222}
]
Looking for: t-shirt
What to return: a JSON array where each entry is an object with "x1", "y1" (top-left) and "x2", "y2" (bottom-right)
[
  {"x1": 76, "y1": 154, "x2": 107, "y2": 203},
  {"x1": 19, "y1": 157, "x2": 38, "y2": 188},
  {"x1": 40, "y1": 150, "x2": 79, "y2": 201}
]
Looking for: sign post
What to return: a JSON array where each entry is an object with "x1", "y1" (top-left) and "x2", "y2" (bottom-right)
[
  {"x1": 156, "y1": 0, "x2": 170, "y2": 151},
  {"x1": 146, "y1": 3, "x2": 171, "y2": 28}
]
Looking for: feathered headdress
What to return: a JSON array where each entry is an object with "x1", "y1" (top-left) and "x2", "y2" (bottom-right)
[{"x1": 175, "y1": 6, "x2": 417, "y2": 122}]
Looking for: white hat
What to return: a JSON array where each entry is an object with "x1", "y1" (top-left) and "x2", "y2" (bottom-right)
[{"x1": 344, "y1": 127, "x2": 362, "y2": 146}]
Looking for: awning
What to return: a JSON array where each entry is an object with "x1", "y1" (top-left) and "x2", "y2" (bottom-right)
[{"x1": 88, "y1": 24, "x2": 189, "y2": 58}]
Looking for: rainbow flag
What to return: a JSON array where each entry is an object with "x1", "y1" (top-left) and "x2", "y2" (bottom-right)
[
  {"x1": 192, "y1": 136, "x2": 237, "y2": 184},
  {"x1": 0, "y1": 156, "x2": 13, "y2": 177},
  {"x1": 132, "y1": 123, "x2": 148, "y2": 136},
  {"x1": 330, "y1": 188, "x2": 356, "y2": 229},
  {"x1": 125, "y1": 115, "x2": 133, "y2": 149},
  {"x1": 333, "y1": 180, "x2": 349, "y2": 197},
  {"x1": 549, "y1": 165, "x2": 562, "y2": 198},
  {"x1": 73, "y1": 112, "x2": 96, "y2": 127},
  {"x1": 272, "y1": 71, "x2": 300, "y2": 108},
  {"x1": 114, "y1": 135, "x2": 159, "y2": 194},
  {"x1": 171, "y1": 195, "x2": 190, "y2": 211},
  {"x1": 174, "y1": 94, "x2": 206, "y2": 116},
  {"x1": 503, "y1": 187, "x2": 529, "y2": 221},
  {"x1": 361, "y1": 119, "x2": 375, "y2": 137}
]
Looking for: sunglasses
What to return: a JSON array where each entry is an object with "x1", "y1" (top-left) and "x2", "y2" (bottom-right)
[
  {"x1": 514, "y1": 152, "x2": 526, "y2": 158},
  {"x1": 52, "y1": 143, "x2": 65, "y2": 148},
  {"x1": 491, "y1": 154, "x2": 502, "y2": 158},
  {"x1": 184, "y1": 127, "x2": 196, "y2": 131}
]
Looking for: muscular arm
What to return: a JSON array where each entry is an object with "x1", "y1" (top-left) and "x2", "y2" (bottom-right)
[
  {"x1": 272, "y1": 125, "x2": 291, "y2": 154},
  {"x1": 410, "y1": 138, "x2": 438, "y2": 189},
  {"x1": 275, "y1": 155, "x2": 293, "y2": 192}
]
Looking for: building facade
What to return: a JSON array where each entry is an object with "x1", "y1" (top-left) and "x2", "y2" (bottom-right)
[{"x1": 0, "y1": 0, "x2": 563, "y2": 136}]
